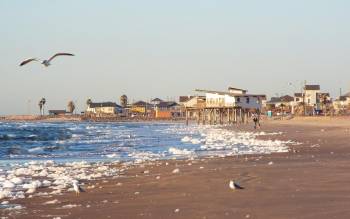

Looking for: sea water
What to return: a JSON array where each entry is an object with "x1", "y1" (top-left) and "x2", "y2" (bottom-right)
[
  {"x1": 0, "y1": 121, "x2": 293, "y2": 201},
  {"x1": 0, "y1": 121, "x2": 290, "y2": 163}
]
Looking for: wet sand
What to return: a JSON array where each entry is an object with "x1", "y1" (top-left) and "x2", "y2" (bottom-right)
[{"x1": 2, "y1": 118, "x2": 350, "y2": 219}]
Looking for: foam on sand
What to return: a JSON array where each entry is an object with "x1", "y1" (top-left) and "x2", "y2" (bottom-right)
[{"x1": 0, "y1": 161, "x2": 122, "y2": 201}]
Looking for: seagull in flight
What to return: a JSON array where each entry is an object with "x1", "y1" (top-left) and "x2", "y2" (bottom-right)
[
  {"x1": 20, "y1": 53, "x2": 74, "y2": 67},
  {"x1": 229, "y1": 180, "x2": 244, "y2": 190},
  {"x1": 72, "y1": 180, "x2": 85, "y2": 196}
]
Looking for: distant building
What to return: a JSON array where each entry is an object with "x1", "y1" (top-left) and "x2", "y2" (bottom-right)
[
  {"x1": 265, "y1": 95, "x2": 294, "y2": 115},
  {"x1": 304, "y1": 85, "x2": 321, "y2": 106},
  {"x1": 292, "y1": 84, "x2": 331, "y2": 115},
  {"x1": 179, "y1": 96, "x2": 196, "y2": 106},
  {"x1": 267, "y1": 95, "x2": 294, "y2": 108},
  {"x1": 183, "y1": 96, "x2": 206, "y2": 109},
  {"x1": 333, "y1": 92, "x2": 350, "y2": 113},
  {"x1": 228, "y1": 87, "x2": 247, "y2": 95},
  {"x1": 154, "y1": 101, "x2": 181, "y2": 118},
  {"x1": 150, "y1": 98, "x2": 163, "y2": 105},
  {"x1": 181, "y1": 96, "x2": 206, "y2": 118},
  {"x1": 294, "y1": 93, "x2": 303, "y2": 104},
  {"x1": 86, "y1": 102, "x2": 122, "y2": 115},
  {"x1": 48, "y1": 110, "x2": 67, "y2": 116},
  {"x1": 131, "y1": 101, "x2": 152, "y2": 114}
]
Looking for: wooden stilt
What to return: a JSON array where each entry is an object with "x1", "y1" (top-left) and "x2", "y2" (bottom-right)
[{"x1": 185, "y1": 109, "x2": 189, "y2": 126}]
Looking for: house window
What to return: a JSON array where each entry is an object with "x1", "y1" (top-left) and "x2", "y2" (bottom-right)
[
  {"x1": 246, "y1": 97, "x2": 250, "y2": 104},
  {"x1": 296, "y1": 98, "x2": 299, "y2": 101},
  {"x1": 237, "y1": 97, "x2": 240, "y2": 103}
]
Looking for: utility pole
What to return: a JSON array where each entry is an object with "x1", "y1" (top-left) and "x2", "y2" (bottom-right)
[{"x1": 303, "y1": 80, "x2": 306, "y2": 116}]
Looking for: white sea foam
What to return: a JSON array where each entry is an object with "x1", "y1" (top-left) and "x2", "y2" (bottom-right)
[
  {"x1": 168, "y1": 125, "x2": 292, "y2": 156},
  {"x1": 0, "y1": 161, "x2": 122, "y2": 201},
  {"x1": 168, "y1": 147, "x2": 194, "y2": 156}
]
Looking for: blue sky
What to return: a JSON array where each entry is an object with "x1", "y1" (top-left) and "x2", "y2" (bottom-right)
[{"x1": 1, "y1": 0, "x2": 349, "y2": 115}]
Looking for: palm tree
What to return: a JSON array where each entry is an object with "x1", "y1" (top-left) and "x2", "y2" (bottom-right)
[
  {"x1": 86, "y1": 98, "x2": 92, "y2": 107},
  {"x1": 38, "y1": 100, "x2": 43, "y2": 116},
  {"x1": 41, "y1": 98, "x2": 46, "y2": 115},
  {"x1": 120, "y1": 95, "x2": 128, "y2": 108},
  {"x1": 67, "y1": 101, "x2": 76, "y2": 114}
]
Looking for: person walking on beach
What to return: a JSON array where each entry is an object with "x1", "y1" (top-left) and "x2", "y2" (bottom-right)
[{"x1": 252, "y1": 113, "x2": 260, "y2": 129}]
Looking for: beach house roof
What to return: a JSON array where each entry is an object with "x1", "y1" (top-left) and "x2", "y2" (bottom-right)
[
  {"x1": 294, "y1": 93, "x2": 303, "y2": 97},
  {"x1": 338, "y1": 96, "x2": 348, "y2": 101},
  {"x1": 89, "y1": 102, "x2": 120, "y2": 108},
  {"x1": 156, "y1": 101, "x2": 179, "y2": 108},
  {"x1": 304, "y1": 85, "x2": 320, "y2": 90},
  {"x1": 228, "y1": 87, "x2": 247, "y2": 92},
  {"x1": 268, "y1": 95, "x2": 293, "y2": 103},
  {"x1": 179, "y1": 96, "x2": 195, "y2": 103},
  {"x1": 195, "y1": 89, "x2": 266, "y2": 98},
  {"x1": 280, "y1": 95, "x2": 294, "y2": 102},
  {"x1": 132, "y1": 101, "x2": 151, "y2": 107},
  {"x1": 151, "y1": 98, "x2": 163, "y2": 102}
]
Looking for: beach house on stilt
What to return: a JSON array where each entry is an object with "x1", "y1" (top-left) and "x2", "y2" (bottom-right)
[{"x1": 185, "y1": 87, "x2": 265, "y2": 125}]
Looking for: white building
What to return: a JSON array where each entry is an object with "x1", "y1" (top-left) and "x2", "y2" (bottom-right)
[
  {"x1": 292, "y1": 85, "x2": 331, "y2": 114},
  {"x1": 86, "y1": 102, "x2": 122, "y2": 115},
  {"x1": 196, "y1": 87, "x2": 265, "y2": 111},
  {"x1": 303, "y1": 85, "x2": 320, "y2": 106},
  {"x1": 333, "y1": 93, "x2": 350, "y2": 113}
]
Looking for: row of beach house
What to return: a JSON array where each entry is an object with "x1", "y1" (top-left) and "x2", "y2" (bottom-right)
[{"x1": 48, "y1": 84, "x2": 350, "y2": 121}]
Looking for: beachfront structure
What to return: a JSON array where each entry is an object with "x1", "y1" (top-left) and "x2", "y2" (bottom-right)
[
  {"x1": 294, "y1": 93, "x2": 303, "y2": 104},
  {"x1": 267, "y1": 95, "x2": 294, "y2": 107},
  {"x1": 179, "y1": 96, "x2": 196, "y2": 106},
  {"x1": 183, "y1": 96, "x2": 206, "y2": 108},
  {"x1": 197, "y1": 89, "x2": 265, "y2": 110},
  {"x1": 154, "y1": 101, "x2": 181, "y2": 118},
  {"x1": 150, "y1": 98, "x2": 163, "y2": 105},
  {"x1": 131, "y1": 101, "x2": 152, "y2": 115},
  {"x1": 227, "y1": 87, "x2": 247, "y2": 95},
  {"x1": 185, "y1": 87, "x2": 266, "y2": 125},
  {"x1": 266, "y1": 95, "x2": 294, "y2": 113},
  {"x1": 292, "y1": 85, "x2": 331, "y2": 115},
  {"x1": 304, "y1": 85, "x2": 320, "y2": 105},
  {"x1": 48, "y1": 110, "x2": 67, "y2": 116},
  {"x1": 86, "y1": 102, "x2": 122, "y2": 115},
  {"x1": 333, "y1": 93, "x2": 350, "y2": 113},
  {"x1": 180, "y1": 96, "x2": 206, "y2": 119}
]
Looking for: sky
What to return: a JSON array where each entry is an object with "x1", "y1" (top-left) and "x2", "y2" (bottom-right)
[{"x1": 1, "y1": 0, "x2": 350, "y2": 115}]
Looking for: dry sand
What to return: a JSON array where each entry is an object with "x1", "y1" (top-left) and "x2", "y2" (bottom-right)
[{"x1": 2, "y1": 117, "x2": 350, "y2": 219}]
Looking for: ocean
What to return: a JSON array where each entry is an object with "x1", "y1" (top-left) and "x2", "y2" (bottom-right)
[
  {"x1": 0, "y1": 121, "x2": 290, "y2": 163},
  {"x1": 0, "y1": 121, "x2": 292, "y2": 201}
]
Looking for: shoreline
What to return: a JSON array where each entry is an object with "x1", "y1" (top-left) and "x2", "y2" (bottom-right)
[
  {"x1": 2, "y1": 114, "x2": 350, "y2": 123},
  {"x1": 1, "y1": 119, "x2": 350, "y2": 218}
]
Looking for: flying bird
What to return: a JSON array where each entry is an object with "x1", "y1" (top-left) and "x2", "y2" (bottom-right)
[
  {"x1": 19, "y1": 53, "x2": 74, "y2": 67},
  {"x1": 72, "y1": 180, "x2": 85, "y2": 196},
  {"x1": 229, "y1": 180, "x2": 244, "y2": 190}
]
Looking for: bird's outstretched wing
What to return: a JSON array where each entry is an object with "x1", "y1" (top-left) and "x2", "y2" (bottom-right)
[
  {"x1": 48, "y1": 53, "x2": 74, "y2": 62},
  {"x1": 19, "y1": 58, "x2": 38, "y2": 66}
]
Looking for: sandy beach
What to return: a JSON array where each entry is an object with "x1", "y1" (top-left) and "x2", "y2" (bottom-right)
[{"x1": 2, "y1": 117, "x2": 350, "y2": 219}]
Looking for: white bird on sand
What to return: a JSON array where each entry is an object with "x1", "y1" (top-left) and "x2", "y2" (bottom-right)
[
  {"x1": 229, "y1": 180, "x2": 244, "y2": 190},
  {"x1": 19, "y1": 53, "x2": 74, "y2": 67},
  {"x1": 72, "y1": 180, "x2": 85, "y2": 196}
]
